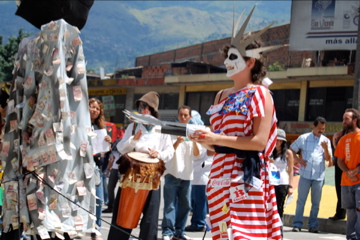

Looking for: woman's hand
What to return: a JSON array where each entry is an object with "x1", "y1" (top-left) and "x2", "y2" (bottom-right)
[
  {"x1": 148, "y1": 148, "x2": 159, "y2": 158},
  {"x1": 104, "y1": 135, "x2": 112, "y2": 143},
  {"x1": 189, "y1": 129, "x2": 219, "y2": 145},
  {"x1": 287, "y1": 186, "x2": 293, "y2": 196},
  {"x1": 105, "y1": 168, "x2": 111, "y2": 177}
]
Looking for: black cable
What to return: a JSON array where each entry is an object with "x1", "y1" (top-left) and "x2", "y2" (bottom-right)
[
  {"x1": 202, "y1": 229, "x2": 207, "y2": 240},
  {"x1": 30, "y1": 171, "x2": 142, "y2": 240},
  {"x1": 1, "y1": 170, "x2": 141, "y2": 240}
]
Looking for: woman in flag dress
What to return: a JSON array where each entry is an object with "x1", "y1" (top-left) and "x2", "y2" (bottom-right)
[{"x1": 190, "y1": 7, "x2": 283, "y2": 238}]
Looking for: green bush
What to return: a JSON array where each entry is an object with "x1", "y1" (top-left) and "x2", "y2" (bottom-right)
[{"x1": 268, "y1": 61, "x2": 285, "y2": 71}]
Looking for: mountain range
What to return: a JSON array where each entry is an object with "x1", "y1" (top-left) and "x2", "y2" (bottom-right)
[{"x1": 0, "y1": 1, "x2": 291, "y2": 73}]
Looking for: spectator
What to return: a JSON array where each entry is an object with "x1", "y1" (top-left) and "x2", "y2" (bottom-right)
[
  {"x1": 102, "y1": 139, "x2": 122, "y2": 213},
  {"x1": 185, "y1": 110, "x2": 213, "y2": 232},
  {"x1": 334, "y1": 108, "x2": 360, "y2": 240},
  {"x1": 162, "y1": 106, "x2": 201, "y2": 240},
  {"x1": 270, "y1": 129, "x2": 294, "y2": 237},
  {"x1": 329, "y1": 129, "x2": 347, "y2": 220},
  {"x1": 291, "y1": 116, "x2": 332, "y2": 233},
  {"x1": 89, "y1": 98, "x2": 112, "y2": 239}
]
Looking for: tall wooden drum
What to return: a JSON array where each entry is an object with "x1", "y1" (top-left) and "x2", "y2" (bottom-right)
[{"x1": 116, "y1": 152, "x2": 165, "y2": 229}]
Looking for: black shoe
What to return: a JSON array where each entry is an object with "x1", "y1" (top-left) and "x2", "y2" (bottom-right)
[
  {"x1": 308, "y1": 227, "x2": 319, "y2": 233},
  {"x1": 329, "y1": 215, "x2": 345, "y2": 220},
  {"x1": 102, "y1": 208, "x2": 113, "y2": 213},
  {"x1": 172, "y1": 234, "x2": 192, "y2": 240},
  {"x1": 292, "y1": 227, "x2": 301, "y2": 232},
  {"x1": 184, "y1": 225, "x2": 205, "y2": 232}
]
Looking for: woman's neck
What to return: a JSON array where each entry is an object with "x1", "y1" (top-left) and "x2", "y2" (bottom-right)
[
  {"x1": 231, "y1": 73, "x2": 253, "y2": 92},
  {"x1": 232, "y1": 82, "x2": 253, "y2": 92}
]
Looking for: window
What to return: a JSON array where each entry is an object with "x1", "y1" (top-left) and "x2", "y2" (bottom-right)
[
  {"x1": 186, "y1": 92, "x2": 217, "y2": 125},
  {"x1": 272, "y1": 89, "x2": 300, "y2": 122},
  {"x1": 306, "y1": 87, "x2": 353, "y2": 121}
]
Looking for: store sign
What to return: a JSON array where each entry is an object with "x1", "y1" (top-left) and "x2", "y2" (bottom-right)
[
  {"x1": 102, "y1": 96, "x2": 116, "y2": 116},
  {"x1": 290, "y1": 0, "x2": 358, "y2": 51},
  {"x1": 88, "y1": 88, "x2": 126, "y2": 96},
  {"x1": 309, "y1": 99, "x2": 324, "y2": 105}
]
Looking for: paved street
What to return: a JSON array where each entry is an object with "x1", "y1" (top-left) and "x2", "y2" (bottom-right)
[
  {"x1": 90, "y1": 166, "x2": 347, "y2": 240},
  {"x1": 97, "y1": 211, "x2": 346, "y2": 240}
]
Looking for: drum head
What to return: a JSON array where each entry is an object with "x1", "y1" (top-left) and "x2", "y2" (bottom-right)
[{"x1": 127, "y1": 152, "x2": 160, "y2": 163}]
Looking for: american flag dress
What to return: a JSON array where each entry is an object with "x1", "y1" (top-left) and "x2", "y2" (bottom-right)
[{"x1": 206, "y1": 85, "x2": 282, "y2": 240}]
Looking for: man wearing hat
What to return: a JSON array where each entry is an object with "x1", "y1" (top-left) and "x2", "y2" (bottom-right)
[
  {"x1": 108, "y1": 91, "x2": 174, "y2": 240},
  {"x1": 290, "y1": 117, "x2": 332, "y2": 233}
]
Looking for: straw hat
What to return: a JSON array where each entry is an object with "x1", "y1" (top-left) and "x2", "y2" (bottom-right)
[
  {"x1": 277, "y1": 129, "x2": 287, "y2": 142},
  {"x1": 136, "y1": 91, "x2": 159, "y2": 112}
]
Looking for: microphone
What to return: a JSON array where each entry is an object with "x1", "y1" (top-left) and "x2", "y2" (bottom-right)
[{"x1": 155, "y1": 123, "x2": 206, "y2": 138}]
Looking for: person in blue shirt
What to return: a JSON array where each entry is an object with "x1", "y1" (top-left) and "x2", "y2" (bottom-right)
[{"x1": 290, "y1": 116, "x2": 332, "y2": 233}]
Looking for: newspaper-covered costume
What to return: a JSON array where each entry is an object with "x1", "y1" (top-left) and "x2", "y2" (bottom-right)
[{"x1": 1, "y1": 19, "x2": 96, "y2": 239}]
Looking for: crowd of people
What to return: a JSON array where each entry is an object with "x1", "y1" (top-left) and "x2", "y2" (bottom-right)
[
  {"x1": 84, "y1": 28, "x2": 360, "y2": 240},
  {"x1": 89, "y1": 100, "x2": 359, "y2": 240}
]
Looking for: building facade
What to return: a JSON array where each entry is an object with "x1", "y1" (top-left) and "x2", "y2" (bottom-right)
[{"x1": 87, "y1": 23, "x2": 356, "y2": 137}]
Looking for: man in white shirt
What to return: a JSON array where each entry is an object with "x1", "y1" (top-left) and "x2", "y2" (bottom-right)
[
  {"x1": 162, "y1": 106, "x2": 201, "y2": 240},
  {"x1": 291, "y1": 116, "x2": 332, "y2": 233}
]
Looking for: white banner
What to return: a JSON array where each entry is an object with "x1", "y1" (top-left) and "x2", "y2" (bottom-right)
[{"x1": 290, "y1": 0, "x2": 358, "y2": 51}]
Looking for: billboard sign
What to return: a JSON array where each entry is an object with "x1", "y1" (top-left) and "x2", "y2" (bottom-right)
[{"x1": 290, "y1": 0, "x2": 358, "y2": 51}]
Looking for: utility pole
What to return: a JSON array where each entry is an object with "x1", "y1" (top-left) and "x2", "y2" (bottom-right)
[{"x1": 352, "y1": 5, "x2": 360, "y2": 110}]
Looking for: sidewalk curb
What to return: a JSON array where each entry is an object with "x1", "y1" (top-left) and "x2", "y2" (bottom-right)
[{"x1": 283, "y1": 214, "x2": 346, "y2": 234}]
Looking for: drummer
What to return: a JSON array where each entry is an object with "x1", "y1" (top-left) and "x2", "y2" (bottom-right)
[{"x1": 108, "y1": 91, "x2": 174, "y2": 240}]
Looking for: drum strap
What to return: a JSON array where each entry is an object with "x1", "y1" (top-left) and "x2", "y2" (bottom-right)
[
  {"x1": 132, "y1": 123, "x2": 138, "y2": 136},
  {"x1": 131, "y1": 123, "x2": 138, "y2": 152}
]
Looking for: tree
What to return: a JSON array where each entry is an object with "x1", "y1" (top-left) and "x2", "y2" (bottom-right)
[
  {"x1": 0, "y1": 29, "x2": 31, "y2": 82},
  {"x1": 268, "y1": 61, "x2": 285, "y2": 71}
]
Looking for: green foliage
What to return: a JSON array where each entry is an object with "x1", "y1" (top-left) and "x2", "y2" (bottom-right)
[
  {"x1": 0, "y1": 29, "x2": 31, "y2": 82},
  {"x1": 268, "y1": 61, "x2": 285, "y2": 72}
]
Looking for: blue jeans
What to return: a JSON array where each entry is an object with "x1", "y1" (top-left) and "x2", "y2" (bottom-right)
[
  {"x1": 190, "y1": 185, "x2": 207, "y2": 228},
  {"x1": 162, "y1": 174, "x2": 191, "y2": 237},
  {"x1": 292, "y1": 176, "x2": 324, "y2": 228},
  {"x1": 95, "y1": 175, "x2": 104, "y2": 228},
  {"x1": 341, "y1": 184, "x2": 360, "y2": 239},
  {"x1": 102, "y1": 170, "x2": 109, "y2": 205}
]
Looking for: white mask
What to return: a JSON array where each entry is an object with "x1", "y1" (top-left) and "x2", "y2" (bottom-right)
[{"x1": 224, "y1": 47, "x2": 246, "y2": 77}]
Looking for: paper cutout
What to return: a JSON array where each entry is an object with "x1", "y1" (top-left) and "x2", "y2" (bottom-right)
[
  {"x1": 221, "y1": 203, "x2": 229, "y2": 214},
  {"x1": 67, "y1": 171, "x2": 77, "y2": 185},
  {"x1": 49, "y1": 194, "x2": 58, "y2": 209},
  {"x1": 74, "y1": 215, "x2": 84, "y2": 231},
  {"x1": 91, "y1": 129, "x2": 110, "y2": 154},
  {"x1": 76, "y1": 181, "x2": 86, "y2": 196},
  {"x1": 38, "y1": 208, "x2": 46, "y2": 220},
  {"x1": 45, "y1": 128, "x2": 55, "y2": 145},
  {"x1": 84, "y1": 163, "x2": 93, "y2": 179},
  {"x1": 1, "y1": 141, "x2": 10, "y2": 156},
  {"x1": 230, "y1": 184, "x2": 248, "y2": 203},
  {"x1": 73, "y1": 85, "x2": 82, "y2": 101},
  {"x1": 38, "y1": 225, "x2": 51, "y2": 239},
  {"x1": 80, "y1": 141, "x2": 88, "y2": 157},
  {"x1": 27, "y1": 193, "x2": 37, "y2": 211}
]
